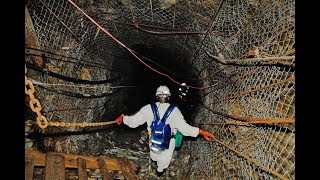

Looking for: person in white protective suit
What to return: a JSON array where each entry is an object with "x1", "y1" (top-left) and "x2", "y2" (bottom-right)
[{"x1": 114, "y1": 85, "x2": 216, "y2": 176}]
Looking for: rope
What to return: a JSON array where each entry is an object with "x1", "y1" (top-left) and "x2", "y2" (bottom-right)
[
  {"x1": 25, "y1": 66, "x2": 119, "y2": 129},
  {"x1": 25, "y1": 120, "x2": 117, "y2": 127},
  {"x1": 213, "y1": 138, "x2": 289, "y2": 180},
  {"x1": 66, "y1": 0, "x2": 216, "y2": 90}
]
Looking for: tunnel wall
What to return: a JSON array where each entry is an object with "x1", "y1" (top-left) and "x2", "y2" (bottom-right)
[
  {"x1": 184, "y1": 0, "x2": 295, "y2": 179},
  {"x1": 25, "y1": 0, "x2": 295, "y2": 179}
]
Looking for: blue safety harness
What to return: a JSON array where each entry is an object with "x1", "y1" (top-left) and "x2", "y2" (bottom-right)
[{"x1": 149, "y1": 103, "x2": 177, "y2": 152}]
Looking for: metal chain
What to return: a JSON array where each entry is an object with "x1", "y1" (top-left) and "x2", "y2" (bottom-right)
[
  {"x1": 25, "y1": 66, "x2": 117, "y2": 129},
  {"x1": 25, "y1": 120, "x2": 117, "y2": 127},
  {"x1": 25, "y1": 66, "x2": 49, "y2": 129}
]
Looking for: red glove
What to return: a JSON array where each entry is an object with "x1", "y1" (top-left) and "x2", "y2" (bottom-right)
[
  {"x1": 199, "y1": 129, "x2": 216, "y2": 141},
  {"x1": 115, "y1": 114, "x2": 124, "y2": 125}
]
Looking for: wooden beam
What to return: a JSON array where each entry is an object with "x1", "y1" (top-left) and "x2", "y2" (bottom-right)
[
  {"x1": 118, "y1": 157, "x2": 139, "y2": 180},
  {"x1": 25, "y1": 155, "x2": 35, "y2": 180},
  {"x1": 45, "y1": 153, "x2": 65, "y2": 180},
  {"x1": 77, "y1": 158, "x2": 88, "y2": 180},
  {"x1": 97, "y1": 157, "x2": 112, "y2": 180},
  {"x1": 25, "y1": 7, "x2": 45, "y2": 68},
  {"x1": 25, "y1": 149, "x2": 137, "y2": 172}
]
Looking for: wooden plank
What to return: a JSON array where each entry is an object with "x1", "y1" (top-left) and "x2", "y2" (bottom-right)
[
  {"x1": 45, "y1": 153, "x2": 65, "y2": 180},
  {"x1": 26, "y1": 149, "x2": 126, "y2": 170},
  {"x1": 25, "y1": 7, "x2": 45, "y2": 68},
  {"x1": 97, "y1": 157, "x2": 112, "y2": 180},
  {"x1": 118, "y1": 158, "x2": 139, "y2": 180},
  {"x1": 77, "y1": 158, "x2": 88, "y2": 180},
  {"x1": 25, "y1": 155, "x2": 35, "y2": 180}
]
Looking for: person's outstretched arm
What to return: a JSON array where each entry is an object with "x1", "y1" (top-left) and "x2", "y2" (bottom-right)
[
  {"x1": 170, "y1": 108, "x2": 216, "y2": 141},
  {"x1": 170, "y1": 108, "x2": 199, "y2": 137},
  {"x1": 115, "y1": 104, "x2": 151, "y2": 128}
]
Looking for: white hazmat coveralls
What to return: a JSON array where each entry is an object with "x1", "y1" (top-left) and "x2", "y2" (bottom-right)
[{"x1": 123, "y1": 102, "x2": 199, "y2": 172}]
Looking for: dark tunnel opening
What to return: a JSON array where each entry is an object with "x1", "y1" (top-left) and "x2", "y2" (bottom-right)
[
  {"x1": 112, "y1": 43, "x2": 201, "y2": 123},
  {"x1": 106, "y1": 43, "x2": 202, "y2": 153}
]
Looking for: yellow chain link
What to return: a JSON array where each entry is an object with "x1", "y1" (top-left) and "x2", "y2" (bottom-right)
[
  {"x1": 24, "y1": 120, "x2": 117, "y2": 127},
  {"x1": 36, "y1": 115, "x2": 49, "y2": 129},
  {"x1": 25, "y1": 65, "x2": 118, "y2": 129},
  {"x1": 46, "y1": 120, "x2": 117, "y2": 127},
  {"x1": 25, "y1": 65, "x2": 48, "y2": 129}
]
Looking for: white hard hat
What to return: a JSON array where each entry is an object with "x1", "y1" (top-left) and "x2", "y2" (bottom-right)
[{"x1": 155, "y1": 85, "x2": 171, "y2": 96}]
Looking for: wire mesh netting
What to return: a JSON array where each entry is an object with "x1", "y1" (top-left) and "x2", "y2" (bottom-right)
[{"x1": 25, "y1": 0, "x2": 295, "y2": 179}]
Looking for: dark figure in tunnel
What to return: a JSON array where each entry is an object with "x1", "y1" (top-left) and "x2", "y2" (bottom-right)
[{"x1": 115, "y1": 85, "x2": 215, "y2": 176}]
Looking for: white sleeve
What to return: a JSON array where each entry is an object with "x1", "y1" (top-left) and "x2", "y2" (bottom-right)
[
  {"x1": 123, "y1": 104, "x2": 151, "y2": 128},
  {"x1": 170, "y1": 107, "x2": 199, "y2": 137}
]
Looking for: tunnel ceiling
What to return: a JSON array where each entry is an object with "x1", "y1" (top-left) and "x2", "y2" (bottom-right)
[{"x1": 25, "y1": 0, "x2": 295, "y2": 179}]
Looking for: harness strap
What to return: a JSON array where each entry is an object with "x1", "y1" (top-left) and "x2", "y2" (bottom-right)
[
  {"x1": 161, "y1": 104, "x2": 177, "y2": 123},
  {"x1": 150, "y1": 104, "x2": 160, "y2": 123},
  {"x1": 150, "y1": 103, "x2": 177, "y2": 131}
]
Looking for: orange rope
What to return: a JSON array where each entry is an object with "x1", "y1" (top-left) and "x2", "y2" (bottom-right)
[
  {"x1": 210, "y1": 76, "x2": 295, "y2": 105},
  {"x1": 200, "y1": 103, "x2": 294, "y2": 123},
  {"x1": 67, "y1": 0, "x2": 215, "y2": 90}
]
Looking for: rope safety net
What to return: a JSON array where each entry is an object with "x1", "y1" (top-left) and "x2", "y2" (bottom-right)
[{"x1": 25, "y1": 0, "x2": 295, "y2": 179}]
